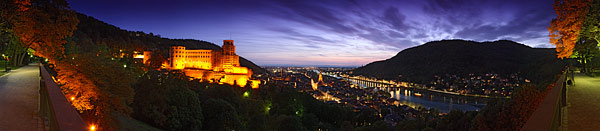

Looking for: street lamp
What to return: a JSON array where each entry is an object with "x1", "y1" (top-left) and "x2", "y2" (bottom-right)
[
  {"x1": 2, "y1": 54, "x2": 6, "y2": 72},
  {"x1": 90, "y1": 125, "x2": 96, "y2": 131}
]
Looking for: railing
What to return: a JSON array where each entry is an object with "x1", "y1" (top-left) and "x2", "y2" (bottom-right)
[
  {"x1": 521, "y1": 69, "x2": 568, "y2": 131},
  {"x1": 39, "y1": 64, "x2": 87, "y2": 131}
]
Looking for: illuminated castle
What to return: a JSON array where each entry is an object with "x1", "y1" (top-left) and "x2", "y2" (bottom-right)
[{"x1": 139, "y1": 40, "x2": 259, "y2": 88}]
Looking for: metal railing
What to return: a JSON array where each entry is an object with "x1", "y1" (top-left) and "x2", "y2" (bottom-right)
[
  {"x1": 521, "y1": 69, "x2": 568, "y2": 131},
  {"x1": 39, "y1": 64, "x2": 87, "y2": 131}
]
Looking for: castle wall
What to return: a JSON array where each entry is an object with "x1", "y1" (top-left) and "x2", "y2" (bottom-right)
[
  {"x1": 184, "y1": 50, "x2": 212, "y2": 69},
  {"x1": 162, "y1": 40, "x2": 258, "y2": 88}
]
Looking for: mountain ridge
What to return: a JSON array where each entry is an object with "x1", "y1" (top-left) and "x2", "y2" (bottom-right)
[{"x1": 352, "y1": 39, "x2": 565, "y2": 84}]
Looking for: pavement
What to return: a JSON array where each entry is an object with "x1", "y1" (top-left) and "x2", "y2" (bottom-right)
[
  {"x1": 0, "y1": 63, "x2": 43, "y2": 131},
  {"x1": 566, "y1": 72, "x2": 600, "y2": 131}
]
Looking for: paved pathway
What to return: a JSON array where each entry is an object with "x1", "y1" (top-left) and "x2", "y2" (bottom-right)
[
  {"x1": 566, "y1": 72, "x2": 600, "y2": 131},
  {"x1": 0, "y1": 63, "x2": 42, "y2": 131}
]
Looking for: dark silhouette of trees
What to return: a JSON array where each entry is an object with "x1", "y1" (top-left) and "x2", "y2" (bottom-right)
[
  {"x1": 202, "y1": 98, "x2": 243, "y2": 131},
  {"x1": 471, "y1": 84, "x2": 548, "y2": 130},
  {"x1": 131, "y1": 70, "x2": 203, "y2": 130}
]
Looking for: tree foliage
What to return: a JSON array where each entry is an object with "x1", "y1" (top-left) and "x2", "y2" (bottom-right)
[
  {"x1": 549, "y1": 0, "x2": 591, "y2": 58},
  {"x1": 580, "y1": 0, "x2": 600, "y2": 45},
  {"x1": 131, "y1": 70, "x2": 203, "y2": 130},
  {"x1": 471, "y1": 84, "x2": 548, "y2": 130},
  {"x1": 202, "y1": 98, "x2": 243, "y2": 131},
  {"x1": 53, "y1": 51, "x2": 136, "y2": 129},
  {"x1": 1, "y1": 0, "x2": 78, "y2": 66},
  {"x1": 573, "y1": 0, "x2": 600, "y2": 73}
]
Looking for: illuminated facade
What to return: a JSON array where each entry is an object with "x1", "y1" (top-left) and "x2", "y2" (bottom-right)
[
  {"x1": 138, "y1": 40, "x2": 259, "y2": 88},
  {"x1": 311, "y1": 71, "x2": 327, "y2": 90}
]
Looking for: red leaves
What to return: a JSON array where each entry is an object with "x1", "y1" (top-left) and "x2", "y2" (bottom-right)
[
  {"x1": 549, "y1": 0, "x2": 591, "y2": 59},
  {"x1": 10, "y1": 0, "x2": 79, "y2": 63}
]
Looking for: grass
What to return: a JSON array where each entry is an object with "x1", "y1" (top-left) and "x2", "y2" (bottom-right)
[
  {"x1": 593, "y1": 70, "x2": 600, "y2": 77},
  {"x1": 0, "y1": 60, "x2": 23, "y2": 76}
]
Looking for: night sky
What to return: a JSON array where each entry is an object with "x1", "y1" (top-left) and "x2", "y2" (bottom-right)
[{"x1": 67, "y1": 0, "x2": 556, "y2": 66}]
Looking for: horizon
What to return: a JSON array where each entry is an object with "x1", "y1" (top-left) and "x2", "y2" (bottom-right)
[{"x1": 67, "y1": 0, "x2": 556, "y2": 66}]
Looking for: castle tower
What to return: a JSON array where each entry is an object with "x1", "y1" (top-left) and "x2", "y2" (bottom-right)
[
  {"x1": 170, "y1": 46, "x2": 186, "y2": 69},
  {"x1": 217, "y1": 40, "x2": 240, "y2": 70},
  {"x1": 223, "y1": 40, "x2": 235, "y2": 56}
]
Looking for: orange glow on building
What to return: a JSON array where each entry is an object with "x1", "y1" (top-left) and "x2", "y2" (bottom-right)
[
  {"x1": 133, "y1": 54, "x2": 144, "y2": 59},
  {"x1": 139, "y1": 40, "x2": 259, "y2": 88}
]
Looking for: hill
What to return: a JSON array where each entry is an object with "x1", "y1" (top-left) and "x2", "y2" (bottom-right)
[
  {"x1": 71, "y1": 13, "x2": 266, "y2": 74},
  {"x1": 352, "y1": 40, "x2": 565, "y2": 84}
]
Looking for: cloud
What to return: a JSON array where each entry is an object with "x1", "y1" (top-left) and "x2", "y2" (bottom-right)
[
  {"x1": 69, "y1": 0, "x2": 557, "y2": 66},
  {"x1": 382, "y1": 7, "x2": 411, "y2": 30}
]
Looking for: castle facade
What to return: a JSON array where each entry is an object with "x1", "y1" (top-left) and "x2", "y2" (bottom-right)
[{"x1": 139, "y1": 40, "x2": 259, "y2": 88}]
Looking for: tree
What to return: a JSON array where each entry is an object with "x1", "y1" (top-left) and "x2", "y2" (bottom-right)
[
  {"x1": 575, "y1": 0, "x2": 600, "y2": 73},
  {"x1": 471, "y1": 84, "x2": 546, "y2": 130},
  {"x1": 0, "y1": 0, "x2": 30, "y2": 66},
  {"x1": 146, "y1": 50, "x2": 166, "y2": 70},
  {"x1": 268, "y1": 115, "x2": 306, "y2": 131},
  {"x1": 580, "y1": 0, "x2": 600, "y2": 45},
  {"x1": 571, "y1": 38, "x2": 600, "y2": 72},
  {"x1": 202, "y1": 98, "x2": 243, "y2": 131},
  {"x1": 8, "y1": 0, "x2": 78, "y2": 65},
  {"x1": 132, "y1": 70, "x2": 203, "y2": 130},
  {"x1": 549, "y1": 0, "x2": 591, "y2": 58},
  {"x1": 54, "y1": 51, "x2": 136, "y2": 130}
]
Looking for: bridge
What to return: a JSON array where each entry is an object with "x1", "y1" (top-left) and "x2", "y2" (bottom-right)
[{"x1": 0, "y1": 63, "x2": 86, "y2": 131}]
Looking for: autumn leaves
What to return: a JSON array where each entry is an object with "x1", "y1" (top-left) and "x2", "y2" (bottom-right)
[{"x1": 549, "y1": 0, "x2": 599, "y2": 59}]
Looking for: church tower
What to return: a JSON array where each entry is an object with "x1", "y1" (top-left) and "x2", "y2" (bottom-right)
[{"x1": 318, "y1": 71, "x2": 323, "y2": 83}]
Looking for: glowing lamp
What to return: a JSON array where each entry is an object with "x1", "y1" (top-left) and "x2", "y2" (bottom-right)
[
  {"x1": 70, "y1": 97, "x2": 75, "y2": 101},
  {"x1": 243, "y1": 91, "x2": 250, "y2": 98},
  {"x1": 90, "y1": 125, "x2": 96, "y2": 131}
]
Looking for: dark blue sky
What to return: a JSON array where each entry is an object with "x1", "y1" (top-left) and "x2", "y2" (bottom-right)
[{"x1": 67, "y1": 0, "x2": 556, "y2": 66}]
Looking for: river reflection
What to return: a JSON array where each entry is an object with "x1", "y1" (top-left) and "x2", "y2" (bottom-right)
[
  {"x1": 387, "y1": 89, "x2": 484, "y2": 113},
  {"x1": 339, "y1": 74, "x2": 485, "y2": 113}
]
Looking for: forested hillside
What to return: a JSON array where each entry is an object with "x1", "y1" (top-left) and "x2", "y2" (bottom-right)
[
  {"x1": 353, "y1": 40, "x2": 566, "y2": 85},
  {"x1": 72, "y1": 13, "x2": 265, "y2": 73}
]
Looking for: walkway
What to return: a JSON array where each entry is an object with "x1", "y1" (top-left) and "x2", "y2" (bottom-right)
[
  {"x1": 0, "y1": 63, "x2": 42, "y2": 130},
  {"x1": 566, "y1": 72, "x2": 600, "y2": 131}
]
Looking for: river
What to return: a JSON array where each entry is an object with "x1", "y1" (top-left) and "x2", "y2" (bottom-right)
[
  {"x1": 387, "y1": 88, "x2": 484, "y2": 113},
  {"x1": 346, "y1": 77, "x2": 485, "y2": 113},
  {"x1": 318, "y1": 70, "x2": 485, "y2": 113}
]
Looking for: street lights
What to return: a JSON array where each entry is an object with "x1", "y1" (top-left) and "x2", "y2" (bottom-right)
[{"x1": 2, "y1": 54, "x2": 6, "y2": 72}]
